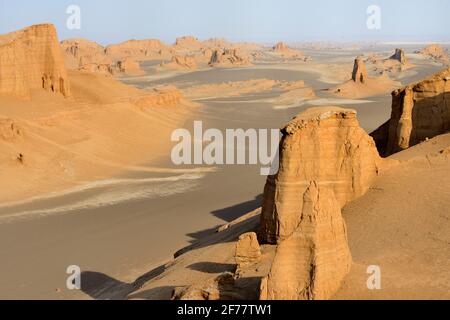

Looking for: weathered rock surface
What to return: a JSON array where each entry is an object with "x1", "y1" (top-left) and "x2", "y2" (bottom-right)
[
  {"x1": 390, "y1": 48, "x2": 408, "y2": 65},
  {"x1": 260, "y1": 107, "x2": 381, "y2": 243},
  {"x1": 162, "y1": 55, "x2": 197, "y2": 70},
  {"x1": 371, "y1": 67, "x2": 450, "y2": 156},
  {"x1": 260, "y1": 182, "x2": 351, "y2": 300},
  {"x1": 115, "y1": 57, "x2": 144, "y2": 76},
  {"x1": 351, "y1": 57, "x2": 367, "y2": 83},
  {"x1": 0, "y1": 24, "x2": 70, "y2": 97},
  {"x1": 172, "y1": 272, "x2": 240, "y2": 300},
  {"x1": 209, "y1": 48, "x2": 251, "y2": 67},
  {"x1": 415, "y1": 44, "x2": 449, "y2": 64},
  {"x1": 235, "y1": 232, "x2": 261, "y2": 274},
  {"x1": 105, "y1": 39, "x2": 165, "y2": 60}
]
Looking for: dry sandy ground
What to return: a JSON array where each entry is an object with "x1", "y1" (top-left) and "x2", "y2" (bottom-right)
[
  {"x1": 0, "y1": 71, "x2": 195, "y2": 203},
  {"x1": 124, "y1": 133, "x2": 450, "y2": 300},
  {"x1": 0, "y1": 44, "x2": 448, "y2": 299}
]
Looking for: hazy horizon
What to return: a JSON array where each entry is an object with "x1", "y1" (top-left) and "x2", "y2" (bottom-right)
[{"x1": 1, "y1": 0, "x2": 450, "y2": 45}]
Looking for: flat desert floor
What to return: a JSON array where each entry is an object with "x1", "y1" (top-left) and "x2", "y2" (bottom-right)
[{"x1": 0, "y1": 46, "x2": 446, "y2": 299}]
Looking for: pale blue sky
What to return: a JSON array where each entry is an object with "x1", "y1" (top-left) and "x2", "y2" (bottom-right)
[{"x1": 1, "y1": 0, "x2": 449, "y2": 45}]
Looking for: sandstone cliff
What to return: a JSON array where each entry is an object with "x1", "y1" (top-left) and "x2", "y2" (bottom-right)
[
  {"x1": 351, "y1": 57, "x2": 367, "y2": 83},
  {"x1": 415, "y1": 44, "x2": 449, "y2": 64},
  {"x1": 260, "y1": 107, "x2": 381, "y2": 243},
  {"x1": 371, "y1": 67, "x2": 450, "y2": 156},
  {"x1": 209, "y1": 48, "x2": 252, "y2": 67},
  {"x1": 0, "y1": 24, "x2": 70, "y2": 98},
  {"x1": 390, "y1": 48, "x2": 408, "y2": 65},
  {"x1": 260, "y1": 182, "x2": 351, "y2": 300}
]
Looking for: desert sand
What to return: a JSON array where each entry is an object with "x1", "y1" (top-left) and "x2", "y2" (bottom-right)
[{"x1": 0, "y1": 23, "x2": 448, "y2": 300}]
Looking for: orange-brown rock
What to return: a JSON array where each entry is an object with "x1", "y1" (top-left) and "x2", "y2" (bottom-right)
[
  {"x1": 0, "y1": 24, "x2": 70, "y2": 97},
  {"x1": 351, "y1": 57, "x2": 367, "y2": 83},
  {"x1": 61, "y1": 38, "x2": 108, "y2": 69},
  {"x1": 260, "y1": 182, "x2": 351, "y2": 300},
  {"x1": 105, "y1": 39, "x2": 165, "y2": 60},
  {"x1": 162, "y1": 55, "x2": 197, "y2": 70},
  {"x1": 260, "y1": 107, "x2": 382, "y2": 243},
  {"x1": 390, "y1": 48, "x2": 408, "y2": 65},
  {"x1": 371, "y1": 67, "x2": 450, "y2": 156},
  {"x1": 209, "y1": 48, "x2": 252, "y2": 67},
  {"x1": 175, "y1": 36, "x2": 201, "y2": 48},
  {"x1": 235, "y1": 232, "x2": 261, "y2": 274},
  {"x1": 115, "y1": 57, "x2": 144, "y2": 76},
  {"x1": 415, "y1": 44, "x2": 449, "y2": 64},
  {"x1": 172, "y1": 272, "x2": 240, "y2": 300}
]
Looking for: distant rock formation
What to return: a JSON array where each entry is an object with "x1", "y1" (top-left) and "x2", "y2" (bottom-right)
[
  {"x1": 61, "y1": 38, "x2": 108, "y2": 69},
  {"x1": 272, "y1": 42, "x2": 289, "y2": 52},
  {"x1": 0, "y1": 24, "x2": 70, "y2": 98},
  {"x1": 209, "y1": 48, "x2": 251, "y2": 67},
  {"x1": 162, "y1": 55, "x2": 197, "y2": 70},
  {"x1": 133, "y1": 86, "x2": 183, "y2": 109},
  {"x1": 415, "y1": 44, "x2": 449, "y2": 64},
  {"x1": 390, "y1": 48, "x2": 408, "y2": 65},
  {"x1": 175, "y1": 36, "x2": 201, "y2": 48},
  {"x1": 105, "y1": 39, "x2": 165, "y2": 60},
  {"x1": 371, "y1": 67, "x2": 450, "y2": 156},
  {"x1": 115, "y1": 57, "x2": 144, "y2": 76},
  {"x1": 260, "y1": 107, "x2": 381, "y2": 243},
  {"x1": 351, "y1": 57, "x2": 367, "y2": 83},
  {"x1": 260, "y1": 182, "x2": 351, "y2": 300},
  {"x1": 257, "y1": 107, "x2": 383, "y2": 299}
]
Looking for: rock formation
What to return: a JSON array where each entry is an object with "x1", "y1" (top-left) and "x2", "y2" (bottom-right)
[
  {"x1": 273, "y1": 42, "x2": 289, "y2": 52},
  {"x1": 162, "y1": 55, "x2": 197, "y2": 70},
  {"x1": 260, "y1": 182, "x2": 351, "y2": 300},
  {"x1": 133, "y1": 86, "x2": 183, "y2": 109},
  {"x1": 351, "y1": 57, "x2": 367, "y2": 83},
  {"x1": 61, "y1": 38, "x2": 108, "y2": 69},
  {"x1": 390, "y1": 48, "x2": 408, "y2": 65},
  {"x1": 0, "y1": 24, "x2": 70, "y2": 97},
  {"x1": 415, "y1": 44, "x2": 449, "y2": 64},
  {"x1": 260, "y1": 107, "x2": 381, "y2": 243},
  {"x1": 371, "y1": 67, "x2": 450, "y2": 156},
  {"x1": 175, "y1": 36, "x2": 201, "y2": 48},
  {"x1": 172, "y1": 272, "x2": 240, "y2": 300},
  {"x1": 257, "y1": 107, "x2": 382, "y2": 299},
  {"x1": 235, "y1": 232, "x2": 261, "y2": 275},
  {"x1": 209, "y1": 48, "x2": 251, "y2": 67},
  {"x1": 105, "y1": 39, "x2": 165, "y2": 60},
  {"x1": 115, "y1": 57, "x2": 144, "y2": 76}
]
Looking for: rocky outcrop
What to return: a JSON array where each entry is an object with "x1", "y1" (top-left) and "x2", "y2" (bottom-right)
[
  {"x1": 61, "y1": 38, "x2": 108, "y2": 69},
  {"x1": 175, "y1": 36, "x2": 201, "y2": 48},
  {"x1": 172, "y1": 272, "x2": 240, "y2": 300},
  {"x1": 371, "y1": 67, "x2": 450, "y2": 156},
  {"x1": 257, "y1": 107, "x2": 381, "y2": 299},
  {"x1": 235, "y1": 232, "x2": 261, "y2": 275},
  {"x1": 162, "y1": 55, "x2": 197, "y2": 70},
  {"x1": 209, "y1": 48, "x2": 251, "y2": 67},
  {"x1": 272, "y1": 42, "x2": 289, "y2": 52},
  {"x1": 415, "y1": 44, "x2": 449, "y2": 64},
  {"x1": 260, "y1": 182, "x2": 351, "y2": 300},
  {"x1": 390, "y1": 48, "x2": 408, "y2": 65},
  {"x1": 0, "y1": 24, "x2": 70, "y2": 98},
  {"x1": 105, "y1": 39, "x2": 165, "y2": 60},
  {"x1": 115, "y1": 57, "x2": 144, "y2": 76},
  {"x1": 351, "y1": 57, "x2": 367, "y2": 83},
  {"x1": 260, "y1": 107, "x2": 381, "y2": 243}
]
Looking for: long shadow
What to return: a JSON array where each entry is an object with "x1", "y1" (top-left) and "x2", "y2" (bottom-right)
[
  {"x1": 174, "y1": 195, "x2": 262, "y2": 258},
  {"x1": 187, "y1": 262, "x2": 237, "y2": 274},
  {"x1": 80, "y1": 262, "x2": 169, "y2": 300}
]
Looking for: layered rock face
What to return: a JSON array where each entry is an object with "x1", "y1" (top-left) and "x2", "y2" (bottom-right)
[
  {"x1": 105, "y1": 39, "x2": 165, "y2": 60},
  {"x1": 162, "y1": 55, "x2": 197, "y2": 70},
  {"x1": 209, "y1": 48, "x2": 251, "y2": 67},
  {"x1": 61, "y1": 38, "x2": 108, "y2": 69},
  {"x1": 260, "y1": 107, "x2": 381, "y2": 243},
  {"x1": 371, "y1": 67, "x2": 450, "y2": 156},
  {"x1": 0, "y1": 24, "x2": 70, "y2": 97},
  {"x1": 273, "y1": 42, "x2": 289, "y2": 52},
  {"x1": 260, "y1": 182, "x2": 351, "y2": 300},
  {"x1": 115, "y1": 57, "x2": 144, "y2": 76},
  {"x1": 351, "y1": 58, "x2": 367, "y2": 83},
  {"x1": 390, "y1": 48, "x2": 408, "y2": 65}
]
